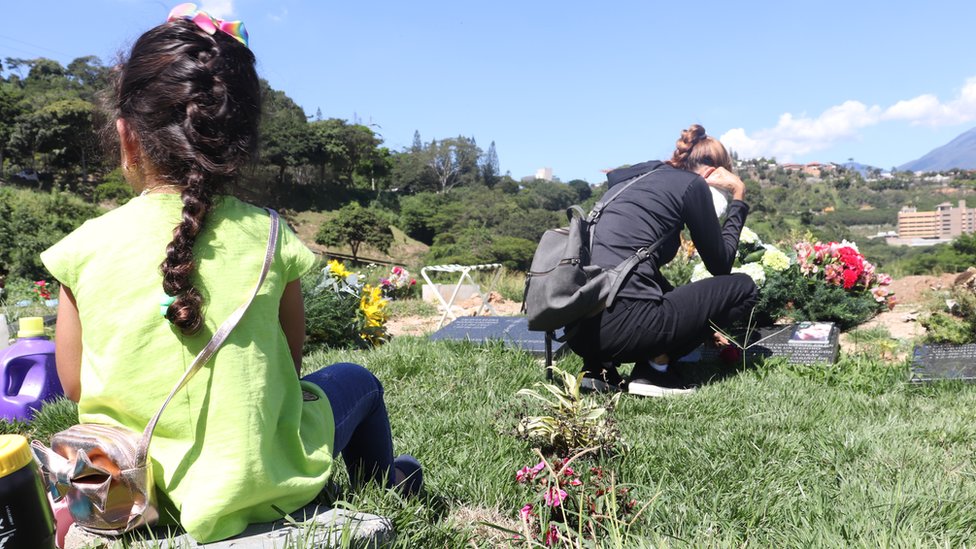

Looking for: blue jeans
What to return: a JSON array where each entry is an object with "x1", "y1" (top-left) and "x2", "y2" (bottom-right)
[{"x1": 301, "y1": 363, "x2": 394, "y2": 488}]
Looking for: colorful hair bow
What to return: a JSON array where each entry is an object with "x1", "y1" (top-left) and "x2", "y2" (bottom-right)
[{"x1": 167, "y1": 3, "x2": 249, "y2": 48}]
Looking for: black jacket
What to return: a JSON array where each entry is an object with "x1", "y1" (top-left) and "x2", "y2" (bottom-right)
[{"x1": 592, "y1": 161, "x2": 750, "y2": 301}]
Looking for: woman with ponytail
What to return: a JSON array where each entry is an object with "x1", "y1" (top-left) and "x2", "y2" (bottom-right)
[
  {"x1": 568, "y1": 124, "x2": 758, "y2": 397},
  {"x1": 40, "y1": 4, "x2": 421, "y2": 543}
]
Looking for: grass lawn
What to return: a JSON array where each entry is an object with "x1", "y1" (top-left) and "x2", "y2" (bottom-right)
[{"x1": 12, "y1": 336, "x2": 976, "y2": 547}]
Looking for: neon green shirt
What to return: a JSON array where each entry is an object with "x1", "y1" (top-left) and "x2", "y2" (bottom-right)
[{"x1": 41, "y1": 194, "x2": 333, "y2": 543}]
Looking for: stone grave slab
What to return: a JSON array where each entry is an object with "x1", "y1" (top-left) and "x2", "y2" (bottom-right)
[
  {"x1": 910, "y1": 343, "x2": 976, "y2": 383},
  {"x1": 678, "y1": 322, "x2": 840, "y2": 365},
  {"x1": 429, "y1": 315, "x2": 567, "y2": 358},
  {"x1": 64, "y1": 505, "x2": 394, "y2": 548}
]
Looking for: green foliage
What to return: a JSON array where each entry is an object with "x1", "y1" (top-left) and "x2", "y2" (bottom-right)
[
  {"x1": 93, "y1": 168, "x2": 134, "y2": 204},
  {"x1": 301, "y1": 262, "x2": 389, "y2": 350},
  {"x1": 315, "y1": 203, "x2": 393, "y2": 262},
  {"x1": 660, "y1": 253, "x2": 695, "y2": 287},
  {"x1": 516, "y1": 367, "x2": 623, "y2": 457},
  {"x1": 755, "y1": 266, "x2": 883, "y2": 330},
  {"x1": 490, "y1": 236, "x2": 537, "y2": 271},
  {"x1": 921, "y1": 284, "x2": 976, "y2": 344},
  {"x1": 0, "y1": 187, "x2": 101, "y2": 279}
]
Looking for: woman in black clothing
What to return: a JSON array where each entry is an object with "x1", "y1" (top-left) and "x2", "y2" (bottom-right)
[{"x1": 568, "y1": 124, "x2": 758, "y2": 396}]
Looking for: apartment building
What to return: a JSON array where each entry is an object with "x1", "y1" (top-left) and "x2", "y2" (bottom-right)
[{"x1": 897, "y1": 200, "x2": 976, "y2": 239}]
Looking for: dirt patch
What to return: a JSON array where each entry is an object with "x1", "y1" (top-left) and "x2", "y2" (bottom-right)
[
  {"x1": 387, "y1": 292, "x2": 522, "y2": 338},
  {"x1": 446, "y1": 505, "x2": 520, "y2": 547}
]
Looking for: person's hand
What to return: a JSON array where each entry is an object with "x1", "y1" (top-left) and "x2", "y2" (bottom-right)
[{"x1": 703, "y1": 167, "x2": 746, "y2": 201}]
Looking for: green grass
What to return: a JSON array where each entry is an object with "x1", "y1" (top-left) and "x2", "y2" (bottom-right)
[{"x1": 15, "y1": 338, "x2": 976, "y2": 546}]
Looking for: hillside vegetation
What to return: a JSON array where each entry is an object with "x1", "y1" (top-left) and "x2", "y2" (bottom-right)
[{"x1": 3, "y1": 55, "x2": 976, "y2": 280}]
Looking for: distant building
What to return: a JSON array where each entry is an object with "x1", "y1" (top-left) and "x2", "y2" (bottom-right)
[
  {"x1": 897, "y1": 200, "x2": 976, "y2": 239},
  {"x1": 535, "y1": 167, "x2": 553, "y2": 182}
]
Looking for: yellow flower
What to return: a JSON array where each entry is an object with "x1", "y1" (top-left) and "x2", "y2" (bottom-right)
[
  {"x1": 327, "y1": 259, "x2": 351, "y2": 279},
  {"x1": 360, "y1": 284, "x2": 388, "y2": 328}
]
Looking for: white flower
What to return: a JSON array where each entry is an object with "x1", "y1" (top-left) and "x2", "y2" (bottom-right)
[
  {"x1": 761, "y1": 245, "x2": 791, "y2": 272},
  {"x1": 739, "y1": 227, "x2": 760, "y2": 245},
  {"x1": 732, "y1": 262, "x2": 766, "y2": 287},
  {"x1": 840, "y1": 239, "x2": 860, "y2": 253},
  {"x1": 690, "y1": 262, "x2": 712, "y2": 282}
]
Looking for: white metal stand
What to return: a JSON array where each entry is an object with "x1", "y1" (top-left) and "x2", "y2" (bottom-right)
[{"x1": 420, "y1": 263, "x2": 503, "y2": 329}]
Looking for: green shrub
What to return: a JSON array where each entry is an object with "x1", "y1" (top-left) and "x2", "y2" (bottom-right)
[
  {"x1": 93, "y1": 168, "x2": 134, "y2": 204},
  {"x1": 756, "y1": 267, "x2": 882, "y2": 330},
  {"x1": 0, "y1": 188, "x2": 101, "y2": 280}
]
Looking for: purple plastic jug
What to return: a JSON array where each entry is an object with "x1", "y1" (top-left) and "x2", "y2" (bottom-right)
[{"x1": 0, "y1": 317, "x2": 63, "y2": 422}]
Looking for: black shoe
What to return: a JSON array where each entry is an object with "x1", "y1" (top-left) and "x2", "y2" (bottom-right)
[
  {"x1": 579, "y1": 362, "x2": 625, "y2": 394},
  {"x1": 627, "y1": 364, "x2": 697, "y2": 397}
]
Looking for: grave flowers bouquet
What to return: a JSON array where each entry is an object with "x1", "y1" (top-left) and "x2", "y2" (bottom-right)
[
  {"x1": 689, "y1": 228, "x2": 893, "y2": 329},
  {"x1": 378, "y1": 265, "x2": 417, "y2": 300},
  {"x1": 303, "y1": 260, "x2": 389, "y2": 348},
  {"x1": 755, "y1": 239, "x2": 895, "y2": 329}
]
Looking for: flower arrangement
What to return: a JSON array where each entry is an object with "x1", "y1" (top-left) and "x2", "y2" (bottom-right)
[
  {"x1": 378, "y1": 265, "x2": 417, "y2": 300},
  {"x1": 33, "y1": 280, "x2": 52, "y2": 302},
  {"x1": 794, "y1": 240, "x2": 895, "y2": 307},
  {"x1": 512, "y1": 450, "x2": 640, "y2": 546},
  {"x1": 302, "y1": 260, "x2": 389, "y2": 349},
  {"x1": 688, "y1": 228, "x2": 895, "y2": 329},
  {"x1": 689, "y1": 226, "x2": 790, "y2": 289}
]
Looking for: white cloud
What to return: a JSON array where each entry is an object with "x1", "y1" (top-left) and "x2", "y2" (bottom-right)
[
  {"x1": 721, "y1": 76, "x2": 976, "y2": 161},
  {"x1": 200, "y1": 0, "x2": 234, "y2": 19},
  {"x1": 269, "y1": 8, "x2": 289, "y2": 22}
]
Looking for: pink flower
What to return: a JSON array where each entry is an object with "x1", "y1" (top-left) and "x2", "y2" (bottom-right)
[
  {"x1": 562, "y1": 467, "x2": 575, "y2": 477},
  {"x1": 531, "y1": 461, "x2": 546, "y2": 474},
  {"x1": 544, "y1": 524, "x2": 559, "y2": 546},
  {"x1": 570, "y1": 478, "x2": 582, "y2": 487},
  {"x1": 516, "y1": 466, "x2": 532, "y2": 483},
  {"x1": 519, "y1": 504, "x2": 533, "y2": 521},
  {"x1": 544, "y1": 486, "x2": 568, "y2": 507}
]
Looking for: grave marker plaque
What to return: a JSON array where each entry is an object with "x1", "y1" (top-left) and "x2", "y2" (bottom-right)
[
  {"x1": 429, "y1": 316, "x2": 568, "y2": 358},
  {"x1": 910, "y1": 344, "x2": 976, "y2": 383},
  {"x1": 678, "y1": 322, "x2": 840, "y2": 365}
]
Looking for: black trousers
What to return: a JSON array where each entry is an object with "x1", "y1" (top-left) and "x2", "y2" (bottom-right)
[{"x1": 568, "y1": 273, "x2": 758, "y2": 365}]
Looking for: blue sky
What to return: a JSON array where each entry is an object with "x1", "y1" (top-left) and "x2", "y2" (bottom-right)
[{"x1": 3, "y1": 0, "x2": 976, "y2": 182}]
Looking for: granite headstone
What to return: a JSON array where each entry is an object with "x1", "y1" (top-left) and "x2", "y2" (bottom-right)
[
  {"x1": 910, "y1": 343, "x2": 976, "y2": 383},
  {"x1": 429, "y1": 315, "x2": 567, "y2": 358},
  {"x1": 678, "y1": 322, "x2": 840, "y2": 365}
]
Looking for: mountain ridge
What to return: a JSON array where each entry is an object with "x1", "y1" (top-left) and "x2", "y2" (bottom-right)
[{"x1": 899, "y1": 127, "x2": 976, "y2": 172}]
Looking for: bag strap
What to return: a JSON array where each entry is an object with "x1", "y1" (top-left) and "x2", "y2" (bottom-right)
[
  {"x1": 136, "y1": 208, "x2": 280, "y2": 464},
  {"x1": 604, "y1": 226, "x2": 678, "y2": 308}
]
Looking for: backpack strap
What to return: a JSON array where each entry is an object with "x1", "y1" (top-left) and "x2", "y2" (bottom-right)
[{"x1": 604, "y1": 226, "x2": 679, "y2": 308}]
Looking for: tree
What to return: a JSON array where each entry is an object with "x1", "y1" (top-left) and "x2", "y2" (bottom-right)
[
  {"x1": 31, "y1": 98, "x2": 98, "y2": 182},
  {"x1": 481, "y1": 140, "x2": 499, "y2": 188},
  {"x1": 259, "y1": 80, "x2": 311, "y2": 186},
  {"x1": 315, "y1": 203, "x2": 393, "y2": 262},
  {"x1": 566, "y1": 179, "x2": 592, "y2": 202},
  {"x1": 427, "y1": 136, "x2": 481, "y2": 193}
]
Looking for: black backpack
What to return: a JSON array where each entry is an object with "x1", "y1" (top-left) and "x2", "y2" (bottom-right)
[{"x1": 523, "y1": 168, "x2": 673, "y2": 337}]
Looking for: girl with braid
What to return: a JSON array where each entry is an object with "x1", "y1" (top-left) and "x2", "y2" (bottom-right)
[
  {"x1": 41, "y1": 4, "x2": 421, "y2": 542},
  {"x1": 568, "y1": 125, "x2": 758, "y2": 397}
]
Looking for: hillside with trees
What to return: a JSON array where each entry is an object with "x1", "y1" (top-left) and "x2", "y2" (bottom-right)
[{"x1": 3, "y1": 54, "x2": 976, "y2": 281}]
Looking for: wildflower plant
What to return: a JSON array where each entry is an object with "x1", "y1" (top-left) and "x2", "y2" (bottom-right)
[
  {"x1": 515, "y1": 367, "x2": 623, "y2": 458},
  {"x1": 509, "y1": 448, "x2": 648, "y2": 547},
  {"x1": 302, "y1": 260, "x2": 390, "y2": 349}
]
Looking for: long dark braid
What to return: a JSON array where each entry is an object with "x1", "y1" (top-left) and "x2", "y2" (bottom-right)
[{"x1": 111, "y1": 19, "x2": 260, "y2": 334}]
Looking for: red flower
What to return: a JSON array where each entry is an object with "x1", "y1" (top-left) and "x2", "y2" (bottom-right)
[
  {"x1": 719, "y1": 345, "x2": 742, "y2": 364},
  {"x1": 842, "y1": 269, "x2": 858, "y2": 289}
]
